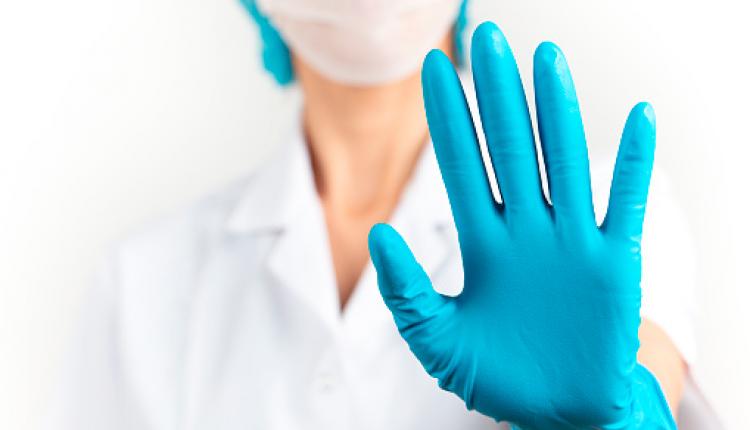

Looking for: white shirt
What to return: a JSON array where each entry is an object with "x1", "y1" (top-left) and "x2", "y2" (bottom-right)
[{"x1": 48, "y1": 119, "x2": 697, "y2": 430}]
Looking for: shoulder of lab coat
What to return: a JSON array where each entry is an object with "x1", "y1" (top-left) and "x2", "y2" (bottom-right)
[
  {"x1": 45, "y1": 138, "x2": 307, "y2": 429},
  {"x1": 641, "y1": 167, "x2": 698, "y2": 366},
  {"x1": 44, "y1": 182, "x2": 244, "y2": 429}
]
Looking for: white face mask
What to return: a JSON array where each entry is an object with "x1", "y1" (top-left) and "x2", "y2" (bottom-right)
[{"x1": 256, "y1": 0, "x2": 463, "y2": 86}]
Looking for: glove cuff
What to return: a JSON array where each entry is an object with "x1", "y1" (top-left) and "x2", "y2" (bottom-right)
[
  {"x1": 508, "y1": 364, "x2": 676, "y2": 430},
  {"x1": 599, "y1": 364, "x2": 676, "y2": 430}
]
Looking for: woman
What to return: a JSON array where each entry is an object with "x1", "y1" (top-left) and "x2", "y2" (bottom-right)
[{"x1": 49, "y1": 0, "x2": 695, "y2": 428}]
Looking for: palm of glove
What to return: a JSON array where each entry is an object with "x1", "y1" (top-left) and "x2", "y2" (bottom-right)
[
  {"x1": 435, "y1": 224, "x2": 640, "y2": 427},
  {"x1": 369, "y1": 22, "x2": 659, "y2": 429}
]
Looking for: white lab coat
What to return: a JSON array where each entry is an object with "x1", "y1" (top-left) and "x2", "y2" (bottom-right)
[{"x1": 47, "y1": 117, "x2": 697, "y2": 430}]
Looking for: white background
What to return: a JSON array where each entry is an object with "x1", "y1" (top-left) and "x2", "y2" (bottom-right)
[{"x1": 1, "y1": 0, "x2": 748, "y2": 428}]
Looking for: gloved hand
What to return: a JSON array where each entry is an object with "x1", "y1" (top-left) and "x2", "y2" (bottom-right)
[{"x1": 368, "y1": 22, "x2": 675, "y2": 430}]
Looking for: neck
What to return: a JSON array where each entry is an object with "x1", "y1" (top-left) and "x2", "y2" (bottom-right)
[
  {"x1": 295, "y1": 35, "x2": 453, "y2": 217},
  {"x1": 299, "y1": 68, "x2": 429, "y2": 216}
]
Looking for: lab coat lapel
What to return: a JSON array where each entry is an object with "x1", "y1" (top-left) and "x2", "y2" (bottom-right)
[
  {"x1": 266, "y1": 210, "x2": 340, "y2": 331},
  {"x1": 226, "y1": 130, "x2": 341, "y2": 333}
]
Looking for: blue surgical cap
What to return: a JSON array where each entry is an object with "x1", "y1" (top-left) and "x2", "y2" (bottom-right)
[{"x1": 239, "y1": 0, "x2": 470, "y2": 86}]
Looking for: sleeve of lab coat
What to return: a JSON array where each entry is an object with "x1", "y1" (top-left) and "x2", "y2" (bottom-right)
[{"x1": 44, "y1": 253, "x2": 151, "y2": 430}]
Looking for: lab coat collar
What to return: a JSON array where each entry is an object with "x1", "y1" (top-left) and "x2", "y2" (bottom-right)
[
  {"x1": 225, "y1": 136, "x2": 311, "y2": 233},
  {"x1": 224, "y1": 118, "x2": 456, "y2": 333}
]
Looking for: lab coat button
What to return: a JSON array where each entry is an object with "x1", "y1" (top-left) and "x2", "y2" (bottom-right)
[{"x1": 314, "y1": 370, "x2": 338, "y2": 393}]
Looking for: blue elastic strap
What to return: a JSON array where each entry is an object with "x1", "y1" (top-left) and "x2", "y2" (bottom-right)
[
  {"x1": 238, "y1": 0, "x2": 294, "y2": 85},
  {"x1": 239, "y1": 0, "x2": 470, "y2": 85}
]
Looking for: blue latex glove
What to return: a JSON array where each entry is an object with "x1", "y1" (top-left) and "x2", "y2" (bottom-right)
[{"x1": 368, "y1": 22, "x2": 676, "y2": 430}]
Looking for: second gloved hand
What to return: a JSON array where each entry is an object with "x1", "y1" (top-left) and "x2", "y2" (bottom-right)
[{"x1": 369, "y1": 23, "x2": 675, "y2": 429}]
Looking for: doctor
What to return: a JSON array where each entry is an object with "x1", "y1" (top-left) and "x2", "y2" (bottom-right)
[{"x1": 48, "y1": 0, "x2": 697, "y2": 428}]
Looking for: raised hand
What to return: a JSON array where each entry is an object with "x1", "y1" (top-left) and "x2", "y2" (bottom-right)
[{"x1": 368, "y1": 22, "x2": 675, "y2": 429}]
